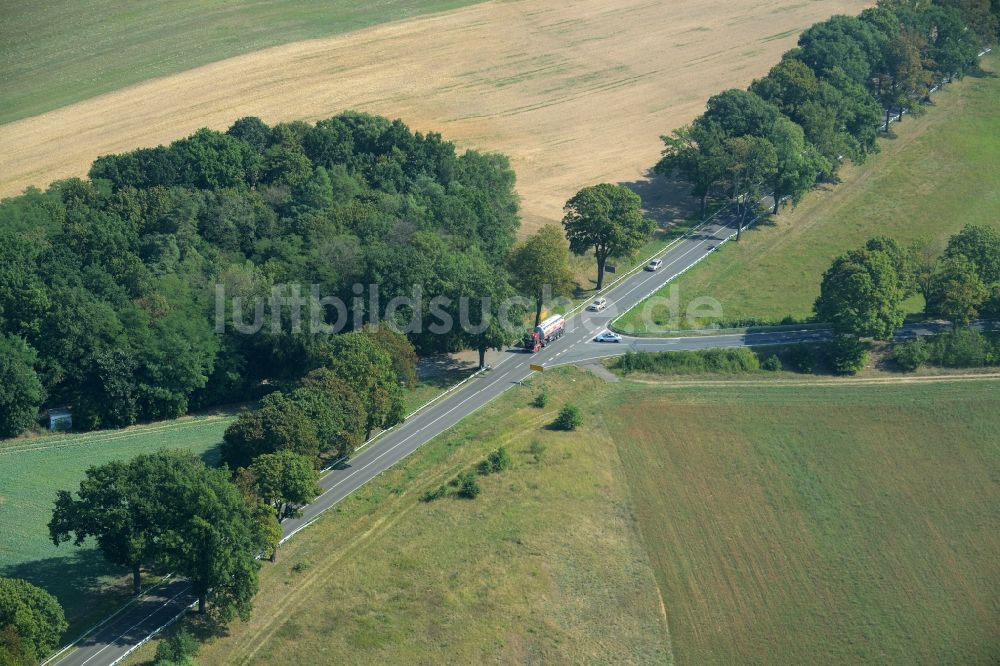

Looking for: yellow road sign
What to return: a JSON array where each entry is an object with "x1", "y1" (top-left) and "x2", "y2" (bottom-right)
[{"x1": 529, "y1": 364, "x2": 545, "y2": 372}]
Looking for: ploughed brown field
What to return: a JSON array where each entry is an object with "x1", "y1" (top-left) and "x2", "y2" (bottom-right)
[{"x1": 0, "y1": 0, "x2": 870, "y2": 233}]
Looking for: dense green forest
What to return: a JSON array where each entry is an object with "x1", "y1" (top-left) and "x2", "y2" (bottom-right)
[{"x1": 0, "y1": 113, "x2": 520, "y2": 436}]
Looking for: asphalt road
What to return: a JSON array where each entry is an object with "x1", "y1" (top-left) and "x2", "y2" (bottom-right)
[{"x1": 44, "y1": 207, "x2": 849, "y2": 666}]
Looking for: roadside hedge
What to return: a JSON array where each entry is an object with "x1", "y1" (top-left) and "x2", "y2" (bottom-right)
[{"x1": 615, "y1": 348, "x2": 761, "y2": 375}]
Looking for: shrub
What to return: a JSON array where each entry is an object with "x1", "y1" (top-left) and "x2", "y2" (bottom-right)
[
  {"x1": 616, "y1": 348, "x2": 760, "y2": 375},
  {"x1": 552, "y1": 404, "x2": 582, "y2": 431},
  {"x1": 532, "y1": 389, "x2": 549, "y2": 408},
  {"x1": 826, "y1": 336, "x2": 868, "y2": 375},
  {"x1": 155, "y1": 629, "x2": 198, "y2": 665},
  {"x1": 478, "y1": 447, "x2": 512, "y2": 475},
  {"x1": 420, "y1": 485, "x2": 448, "y2": 502},
  {"x1": 926, "y1": 329, "x2": 997, "y2": 367},
  {"x1": 892, "y1": 338, "x2": 930, "y2": 371},
  {"x1": 786, "y1": 345, "x2": 818, "y2": 373},
  {"x1": 762, "y1": 354, "x2": 782, "y2": 371},
  {"x1": 704, "y1": 315, "x2": 808, "y2": 328},
  {"x1": 455, "y1": 471, "x2": 481, "y2": 499}
]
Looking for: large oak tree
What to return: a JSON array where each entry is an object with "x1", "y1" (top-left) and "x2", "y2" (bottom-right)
[{"x1": 562, "y1": 184, "x2": 655, "y2": 290}]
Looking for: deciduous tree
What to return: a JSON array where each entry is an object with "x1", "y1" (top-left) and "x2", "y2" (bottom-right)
[
  {"x1": 226, "y1": 116, "x2": 271, "y2": 154},
  {"x1": 937, "y1": 0, "x2": 999, "y2": 45},
  {"x1": 719, "y1": 136, "x2": 777, "y2": 239},
  {"x1": 865, "y1": 235, "x2": 919, "y2": 296},
  {"x1": 797, "y1": 15, "x2": 884, "y2": 85},
  {"x1": 697, "y1": 88, "x2": 782, "y2": 140},
  {"x1": 655, "y1": 124, "x2": 726, "y2": 219},
  {"x1": 364, "y1": 325, "x2": 418, "y2": 388},
  {"x1": 814, "y1": 248, "x2": 905, "y2": 338},
  {"x1": 460, "y1": 263, "x2": 525, "y2": 369},
  {"x1": 924, "y1": 255, "x2": 988, "y2": 326},
  {"x1": 319, "y1": 332, "x2": 405, "y2": 439},
  {"x1": 0, "y1": 334, "x2": 44, "y2": 438},
  {"x1": 221, "y1": 393, "x2": 321, "y2": 470},
  {"x1": 0, "y1": 577, "x2": 67, "y2": 666},
  {"x1": 768, "y1": 117, "x2": 829, "y2": 214},
  {"x1": 298, "y1": 369, "x2": 368, "y2": 458},
  {"x1": 155, "y1": 460, "x2": 274, "y2": 619},
  {"x1": 239, "y1": 451, "x2": 320, "y2": 522},
  {"x1": 562, "y1": 184, "x2": 655, "y2": 290},
  {"x1": 944, "y1": 224, "x2": 1000, "y2": 284},
  {"x1": 508, "y1": 225, "x2": 574, "y2": 326}
]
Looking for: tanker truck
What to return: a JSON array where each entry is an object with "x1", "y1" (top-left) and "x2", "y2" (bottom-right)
[{"x1": 523, "y1": 314, "x2": 566, "y2": 352}]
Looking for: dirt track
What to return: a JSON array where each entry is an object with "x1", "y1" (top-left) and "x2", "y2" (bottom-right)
[{"x1": 0, "y1": 0, "x2": 870, "y2": 233}]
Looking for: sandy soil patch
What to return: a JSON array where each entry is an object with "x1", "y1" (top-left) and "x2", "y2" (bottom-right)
[{"x1": 0, "y1": 0, "x2": 870, "y2": 233}]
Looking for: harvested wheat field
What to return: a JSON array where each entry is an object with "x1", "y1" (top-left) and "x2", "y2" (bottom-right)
[{"x1": 0, "y1": 0, "x2": 870, "y2": 232}]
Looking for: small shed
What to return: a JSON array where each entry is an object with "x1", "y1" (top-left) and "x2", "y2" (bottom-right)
[{"x1": 47, "y1": 408, "x2": 73, "y2": 432}]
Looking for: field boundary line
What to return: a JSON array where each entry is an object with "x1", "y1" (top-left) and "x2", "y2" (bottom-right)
[{"x1": 625, "y1": 372, "x2": 1000, "y2": 387}]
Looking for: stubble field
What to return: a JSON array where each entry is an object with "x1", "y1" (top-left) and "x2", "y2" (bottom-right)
[{"x1": 0, "y1": 0, "x2": 871, "y2": 233}]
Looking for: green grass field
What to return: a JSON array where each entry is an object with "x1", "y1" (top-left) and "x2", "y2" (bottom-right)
[
  {"x1": 617, "y1": 55, "x2": 1000, "y2": 333},
  {"x1": 0, "y1": 413, "x2": 232, "y2": 568},
  {"x1": 0, "y1": 371, "x2": 480, "y2": 637},
  {"x1": 0, "y1": 0, "x2": 483, "y2": 124},
  {"x1": 132, "y1": 370, "x2": 1000, "y2": 665},
  {"x1": 0, "y1": 412, "x2": 233, "y2": 633},
  {"x1": 607, "y1": 378, "x2": 1000, "y2": 664}
]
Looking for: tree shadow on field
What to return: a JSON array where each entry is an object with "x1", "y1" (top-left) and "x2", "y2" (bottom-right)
[
  {"x1": 620, "y1": 171, "x2": 697, "y2": 232},
  {"x1": 968, "y1": 64, "x2": 996, "y2": 79},
  {"x1": 1, "y1": 548, "x2": 134, "y2": 638},
  {"x1": 416, "y1": 354, "x2": 477, "y2": 382},
  {"x1": 199, "y1": 442, "x2": 225, "y2": 468}
]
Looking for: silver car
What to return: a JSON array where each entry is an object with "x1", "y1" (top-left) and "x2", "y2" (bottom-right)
[
  {"x1": 588, "y1": 297, "x2": 608, "y2": 312},
  {"x1": 646, "y1": 259, "x2": 663, "y2": 271}
]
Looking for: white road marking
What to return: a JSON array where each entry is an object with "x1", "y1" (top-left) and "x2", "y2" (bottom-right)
[{"x1": 78, "y1": 587, "x2": 194, "y2": 666}]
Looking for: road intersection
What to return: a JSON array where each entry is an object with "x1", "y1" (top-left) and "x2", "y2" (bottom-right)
[{"x1": 46, "y1": 208, "x2": 843, "y2": 666}]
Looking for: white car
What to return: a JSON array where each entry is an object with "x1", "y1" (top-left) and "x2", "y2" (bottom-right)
[
  {"x1": 587, "y1": 297, "x2": 608, "y2": 312},
  {"x1": 646, "y1": 259, "x2": 663, "y2": 271},
  {"x1": 594, "y1": 330, "x2": 622, "y2": 343}
]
